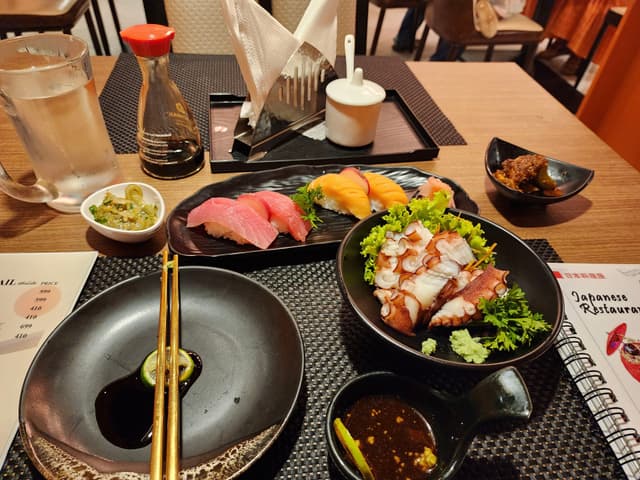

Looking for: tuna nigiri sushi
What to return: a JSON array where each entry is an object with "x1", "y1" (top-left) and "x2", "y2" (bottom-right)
[
  {"x1": 186, "y1": 197, "x2": 278, "y2": 249},
  {"x1": 237, "y1": 194, "x2": 269, "y2": 220},
  {"x1": 308, "y1": 173, "x2": 371, "y2": 219},
  {"x1": 239, "y1": 191, "x2": 311, "y2": 242},
  {"x1": 362, "y1": 171, "x2": 408, "y2": 211}
]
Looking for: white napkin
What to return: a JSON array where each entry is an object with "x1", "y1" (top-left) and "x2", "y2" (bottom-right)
[
  {"x1": 220, "y1": 0, "x2": 338, "y2": 127},
  {"x1": 293, "y1": 0, "x2": 337, "y2": 67},
  {"x1": 491, "y1": 0, "x2": 526, "y2": 19}
]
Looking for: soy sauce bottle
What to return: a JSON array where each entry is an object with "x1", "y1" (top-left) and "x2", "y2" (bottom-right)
[{"x1": 120, "y1": 24, "x2": 204, "y2": 179}]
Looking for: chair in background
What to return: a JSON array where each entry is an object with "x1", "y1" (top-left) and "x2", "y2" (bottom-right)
[
  {"x1": 574, "y1": 6, "x2": 626, "y2": 89},
  {"x1": 0, "y1": 0, "x2": 108, "y2": 55},
  {"x1": 414, "y1": 0, "x2": 544, "y2": 70},
  {"x1": 163, "y1": 0, "x2": 233, "y2": 54},
  {"x1": 87, "y1": 0, "x2": 124, "y2": 55},
  {"x1": 104, "y1": 0, "x2": 125, "y2": 52},
  {"x1": 154, "y1": 0, "x2": 356, "y2": 55},
  {"x1": 368, "y1": 0, "x2": 427, "y2": 55}
]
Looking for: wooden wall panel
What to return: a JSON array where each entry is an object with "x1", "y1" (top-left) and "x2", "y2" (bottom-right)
[{"x1": 577, "y1": 1, "x2": 640, "y2": 170}]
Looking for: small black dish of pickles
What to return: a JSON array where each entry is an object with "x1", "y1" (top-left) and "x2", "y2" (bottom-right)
[{"x1": 485, "y1": 137, "x2": 594, "y2": 205}]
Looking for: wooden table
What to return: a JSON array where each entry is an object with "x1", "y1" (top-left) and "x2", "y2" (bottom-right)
[{"x1": 1, "y1": 56, "x2": 639, "y2": 263}]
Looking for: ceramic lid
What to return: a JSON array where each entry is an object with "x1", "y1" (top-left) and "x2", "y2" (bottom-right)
[{"x1": 326, "y1": 68, "x2": 386, "y2": 107}]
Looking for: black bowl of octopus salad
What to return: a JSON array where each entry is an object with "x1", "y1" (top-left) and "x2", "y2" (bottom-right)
[{"x1": 336, "y1": 198, "x2": 563, "y2": 370}]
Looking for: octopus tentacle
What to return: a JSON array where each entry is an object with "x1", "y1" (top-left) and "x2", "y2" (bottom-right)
[
  {"x1": 428, "y1": 265, "x2": 509, "y2": 328},
  {"x1": 373, "y1": 225, "x2": 489, "y2": 334}
]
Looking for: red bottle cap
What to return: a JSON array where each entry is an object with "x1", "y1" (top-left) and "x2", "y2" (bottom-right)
[{"x1": 120, "y1": 24, "x2": 175, "y2": 57}]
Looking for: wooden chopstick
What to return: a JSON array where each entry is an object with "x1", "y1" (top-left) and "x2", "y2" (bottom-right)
[
  {"x1": 150, "y1": 251, "x2": 168, "y2": 480},
  {"x1": 150, "y1": 251, "x2": 180, "y2": 480},
  {"x1": 166, "y1": 253, "x2": 180, "y2": 479}
]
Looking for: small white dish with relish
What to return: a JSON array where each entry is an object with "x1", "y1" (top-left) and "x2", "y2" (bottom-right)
[{"x1": 81, "y1": 182, "x2": 165, "y2": 243}]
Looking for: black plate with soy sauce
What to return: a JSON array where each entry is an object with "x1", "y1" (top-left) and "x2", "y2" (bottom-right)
[
  {"x1": 326, "y1": 368, "x2": 533, "y2": 480},
  {"x1": 19, "y1": 267, "x2": 304, "y2": 479}
]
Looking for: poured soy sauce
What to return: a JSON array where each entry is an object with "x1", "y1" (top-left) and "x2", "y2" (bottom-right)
[{"x1": 95, "y1": 350, "x2": 202, "y2": 449}]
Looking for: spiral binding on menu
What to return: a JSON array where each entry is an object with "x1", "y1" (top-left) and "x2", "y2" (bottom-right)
[{"x1": 555, "y1": 318, "x2": 640, "y2": 479}]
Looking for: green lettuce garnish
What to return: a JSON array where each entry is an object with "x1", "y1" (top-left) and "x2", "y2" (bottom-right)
[{"x1": 360, "y1": 193, "x2": 494, "y2": 284}]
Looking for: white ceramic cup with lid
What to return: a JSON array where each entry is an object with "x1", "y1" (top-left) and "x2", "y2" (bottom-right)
[{"x1": 325, "y1": 35, "x2": 386, "y2": 148}]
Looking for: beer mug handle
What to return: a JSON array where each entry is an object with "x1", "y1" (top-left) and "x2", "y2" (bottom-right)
[
  {"x1": 0, "y1": 90, "x2": 57, "y2": 203},
  {"x1": 0, "y1": 166, "x2": 57, "y2": 203}
]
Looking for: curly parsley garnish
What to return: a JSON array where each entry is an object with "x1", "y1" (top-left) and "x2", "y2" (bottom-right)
[
  {"x1": 449, "y1": 285, "x2": 550, "y2": 363},
  {"x1": 478, "y1": 284, "x2": 551, "y2": 352},
  {"x1": 290, "y1": 184, "x2": 324, "y2": 229}
]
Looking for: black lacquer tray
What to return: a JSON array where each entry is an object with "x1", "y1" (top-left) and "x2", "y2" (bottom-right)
[{"x1": 208, "y1": 90, "x2": 439, "y2": 173}]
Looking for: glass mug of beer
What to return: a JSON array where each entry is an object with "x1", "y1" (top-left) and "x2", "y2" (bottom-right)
[{"x1": 0, "y1": 33, "x2": 120, "y2": 213}]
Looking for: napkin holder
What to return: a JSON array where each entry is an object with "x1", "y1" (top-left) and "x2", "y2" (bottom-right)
[{"x1": 232, "y1": 42, "x2": 338, "y2": 161}]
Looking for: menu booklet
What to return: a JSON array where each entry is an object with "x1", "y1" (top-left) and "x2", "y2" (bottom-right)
[
  {"x1": 0, "y1": 251, "x2": 97, "y2": 467},
  {"x1": 549, "y1": 263, "x2": 640, "y2": 479}
]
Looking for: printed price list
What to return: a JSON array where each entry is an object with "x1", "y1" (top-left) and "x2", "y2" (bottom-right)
[{"x1": 0, "y1": 282, "x2": 61, "y2": 355}]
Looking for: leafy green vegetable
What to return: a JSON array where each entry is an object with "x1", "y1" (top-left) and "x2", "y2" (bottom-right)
[
  {"x1": 450, "y1": 329, "x2": 490, "y2": 363},
  {"x1": 477, "y1": 284, "x2": 550, "y2": 352},
  {"x1": 360, "y1": 193, "x2": 494, "y2": 284},
  {"x1": 421, "y1": 338, "x2": 438, "y2": 355},
  {"x1": 290, "y1": 184, "x2": 324, "y2": 229}
]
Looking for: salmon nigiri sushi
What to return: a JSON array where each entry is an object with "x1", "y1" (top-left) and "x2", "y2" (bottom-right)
[
  {"x1": 239, "y1": 191, "x2": 311, "y2": 242},
  {"x1": 308, "y1": 173, "x2": 371, "y2": 219},
  {"x1": 362, "y1": 171, "x2": 408, "y2": 211},
  {"x1": 186, "y1": 197, "x2": 278, "y2": 249},
  {"x1": 417, "y1": 176, "x2": 456, "y2": 208}
]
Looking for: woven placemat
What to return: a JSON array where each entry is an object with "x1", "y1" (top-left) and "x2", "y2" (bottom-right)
[
  {"x1": 98, "y1": 53, "x2": 465, "y2": 156},
  {"x1": 1, "y1": 240, "x2": 626, "y2": 480}
]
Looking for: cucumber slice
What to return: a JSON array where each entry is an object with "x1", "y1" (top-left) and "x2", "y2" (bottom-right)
[{"x1": 140, "y1": 348, "x2": 195, "y2": 388}]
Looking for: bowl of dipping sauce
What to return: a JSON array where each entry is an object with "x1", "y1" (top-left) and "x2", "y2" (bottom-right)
[
  {"x1": 81, "y1": 182, "x2": 165, "y2": 243},
  {"x1": 326, "y1": 368, "x2": 532, "y2": 480},
  {"x1": 485, "y1": 137, "x2": 594, "y2": 205}
]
